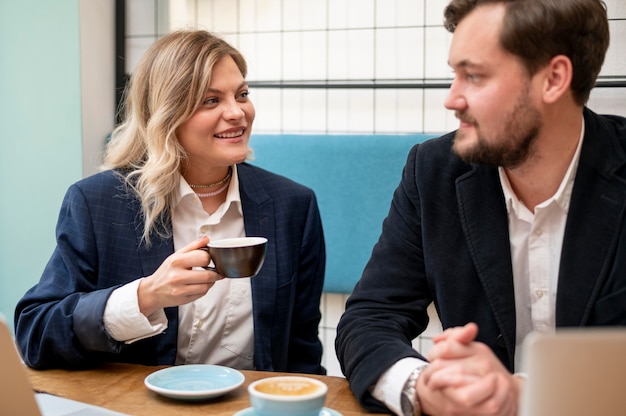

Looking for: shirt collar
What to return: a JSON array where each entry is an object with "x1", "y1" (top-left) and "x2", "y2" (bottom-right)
[
  {"x1": 499, "y1": 116, "x2": 585, "y2": 215},
  {"x1": 175, "y1": 165, "x2": 243, "y2": 216}
]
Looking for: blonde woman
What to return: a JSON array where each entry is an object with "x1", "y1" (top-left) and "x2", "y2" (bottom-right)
[{"x1": 16, "y1": 30, "x2": 326, "y2": 375}]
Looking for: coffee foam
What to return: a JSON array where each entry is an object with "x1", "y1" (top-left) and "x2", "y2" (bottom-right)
[
  {"x1": 254, "y1": 379, "x2": 320, "y2": 396},
  {"x1": 209, "y1": 237, "x2": 267, "y2": 248}
]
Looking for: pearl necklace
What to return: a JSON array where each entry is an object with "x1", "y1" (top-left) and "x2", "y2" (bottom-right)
[
  {"x1": 195, "y1": 180, "x2": 230, "y2": 198},
  {"x1": 189, "y1": 167, "x2": 232, "y2": 189}
]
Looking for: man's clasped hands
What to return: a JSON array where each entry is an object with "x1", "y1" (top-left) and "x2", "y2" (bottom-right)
[{"x1": 418, "y1": 323, "x2": 523, "y2": 416}]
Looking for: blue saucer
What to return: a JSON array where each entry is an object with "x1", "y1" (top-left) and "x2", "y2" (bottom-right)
[
  {"x1": 144, "y1": 364, "x2": 244, "y2": 400},
  {"x1": 233, "y1": 407, "x2": 342, "y2": 416}
]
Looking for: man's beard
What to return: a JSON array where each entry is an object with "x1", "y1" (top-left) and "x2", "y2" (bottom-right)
[{"x1": 453, "y1": 91, "x2": 541, "y2": 169}]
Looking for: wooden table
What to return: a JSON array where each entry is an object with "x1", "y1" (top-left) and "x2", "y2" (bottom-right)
[{"x1": 27, "y1": 363, "x2": 390, "y2": 415}]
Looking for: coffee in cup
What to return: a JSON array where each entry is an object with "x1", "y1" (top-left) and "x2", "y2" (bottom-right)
[
  {"x1": 201, "y1": 237, "x2": 267, "y2": 278},
  {"x1": 248, "y1": 376, "x2": 327, "y2": 416}
]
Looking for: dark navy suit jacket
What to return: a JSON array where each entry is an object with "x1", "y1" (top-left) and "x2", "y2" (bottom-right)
[
  {"x1": 15, "y1": 162, "x2": 326, "y2": 374},
  {"x1": 336, "y1": 108, "x2": 626, "y2": 411}
]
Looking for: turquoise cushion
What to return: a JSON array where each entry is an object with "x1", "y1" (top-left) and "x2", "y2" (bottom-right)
[{"x1": 249, "y1": 134, "x2": 437, "y2": 293}]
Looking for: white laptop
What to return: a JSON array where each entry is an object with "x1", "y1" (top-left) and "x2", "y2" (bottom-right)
[
  {"x1": 519, "y1": 328, "x2": 626, "y2": 416},
  {"x1": 0, "y1": 316, "x2": 127, "y2": 416}
]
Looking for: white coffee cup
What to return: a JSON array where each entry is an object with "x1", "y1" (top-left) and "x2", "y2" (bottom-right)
[{"x1": 248, "y1": 376, "x2": 327, "y2": 416}]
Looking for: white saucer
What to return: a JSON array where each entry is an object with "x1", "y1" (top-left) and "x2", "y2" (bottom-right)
[
  {"x1": 233, "y1": 407, "x2": 342, "y2": 416},
  {"x1": 144, "y1": 364, "x2": 244, "y2": 400}
]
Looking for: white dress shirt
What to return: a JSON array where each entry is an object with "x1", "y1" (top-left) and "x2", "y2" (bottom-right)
[
  {"x1": 373, "y1": 120, "x2": 584, "y2": 414},
  {"x1": 501, "y1": 121, "x2": 584, "y2": 371},
  {"x1": 103, "y1": 165, "x2": 255, "y2": 369}
]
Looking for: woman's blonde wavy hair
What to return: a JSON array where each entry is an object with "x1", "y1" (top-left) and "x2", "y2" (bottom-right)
[{"x1": 103, "y1": 30, "x2": 248, "y2": 246}]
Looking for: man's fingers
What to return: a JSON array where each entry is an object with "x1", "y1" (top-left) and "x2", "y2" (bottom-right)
[{"x1": 433, "y1": 322, "x2": 479, "y2": 344}]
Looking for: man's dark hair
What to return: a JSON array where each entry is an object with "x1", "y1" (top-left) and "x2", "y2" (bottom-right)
[{"x1": 444, "y1": 0, "x2": 609, "y2": 105}]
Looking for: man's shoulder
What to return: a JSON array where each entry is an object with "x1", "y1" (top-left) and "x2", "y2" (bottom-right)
[
  {"x1": 584, "y1": 108, "x2": 626, "y2": 160},
  {"x1": 409, "y1": 131, "x2": 475, "y2": 176},
  {"x1": 411, "y1": 131, "x2": 461, "y2": 163},
  {"x1": 585, "y1": 108, "x2": 626, "y2": 138}
]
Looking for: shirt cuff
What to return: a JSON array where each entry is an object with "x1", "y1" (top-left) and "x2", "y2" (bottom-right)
[
  {"x1": 103, "y1": 278, "x2": 168, "y2": 343},
  {"x1": 372, "y1": 357, "x2": 428, "y2": 416}
]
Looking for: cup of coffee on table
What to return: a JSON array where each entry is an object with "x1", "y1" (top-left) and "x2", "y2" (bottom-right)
[
  {"x1": 248, "y1": 376, "x2": 328, "y2": 416},
  {"x1": 201, "y1": 237, "x2": 267, "y2": 278}
]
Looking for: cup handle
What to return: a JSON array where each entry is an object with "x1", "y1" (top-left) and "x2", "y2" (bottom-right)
[{"x1": 198, "y1": 247, "x2": 217, "y2": 272}]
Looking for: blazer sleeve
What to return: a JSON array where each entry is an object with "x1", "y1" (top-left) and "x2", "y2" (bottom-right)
[
  {"x1": 14, "y1": 182, "x2": 127, "y2": 369},
  {"x1": 335, "y1": 144, "x2": 432, "y2": 412}
]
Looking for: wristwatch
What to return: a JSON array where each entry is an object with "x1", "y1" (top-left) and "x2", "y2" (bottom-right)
[{"x1": 401, "y1": 366, "x2": 425, "y2": 416}]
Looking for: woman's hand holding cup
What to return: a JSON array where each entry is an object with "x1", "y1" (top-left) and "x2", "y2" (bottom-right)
[{"x1": 137, "y1": 236, "x2": 223, "y2": 317}]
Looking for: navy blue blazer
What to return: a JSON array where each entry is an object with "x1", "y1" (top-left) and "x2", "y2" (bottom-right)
[
  {"x1": 336, "y1": 108, "x2": 626, "y2": 411},
  {"x1": 15, "y1": 163, "x2": 326, "y2": 374}
]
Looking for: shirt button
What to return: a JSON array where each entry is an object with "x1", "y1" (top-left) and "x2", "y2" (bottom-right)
[
  {"x1": 535, "y1": 289, "x2": 544, "y2": 298},
  {"x1": 200, "y1": 225, "x2": 209, "y2": 234},
  {"x1": 533, "y1": 228, "x2": 543, "y2": 237}
]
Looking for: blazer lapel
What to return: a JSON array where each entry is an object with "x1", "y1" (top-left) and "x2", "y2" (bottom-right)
[
  {"x1": 238, "y1": 164, "x2": 278, "y2": 286},
  {"x1": 456, "y1": 166, "x2": 517, "y2": 361},
  {"x1": 557, "y1": 110, "x2": 626, "y2": 325},
  {"x1": 238, "y1": 164, "x2": 278, "y2": 370}
]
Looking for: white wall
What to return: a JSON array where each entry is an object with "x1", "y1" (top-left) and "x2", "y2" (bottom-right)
[{"x1": 79, "y1": 0, "x2": 116, "y2": 177}]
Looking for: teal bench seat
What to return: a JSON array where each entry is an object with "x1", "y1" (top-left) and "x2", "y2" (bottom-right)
[{"x1": 249, "y1": 133, "x2": 438, "y2": 294}]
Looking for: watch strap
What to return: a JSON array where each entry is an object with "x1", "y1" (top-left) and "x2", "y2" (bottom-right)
[{"x1": 400, "y1": 365, "x2": 426, "y2": 416}]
